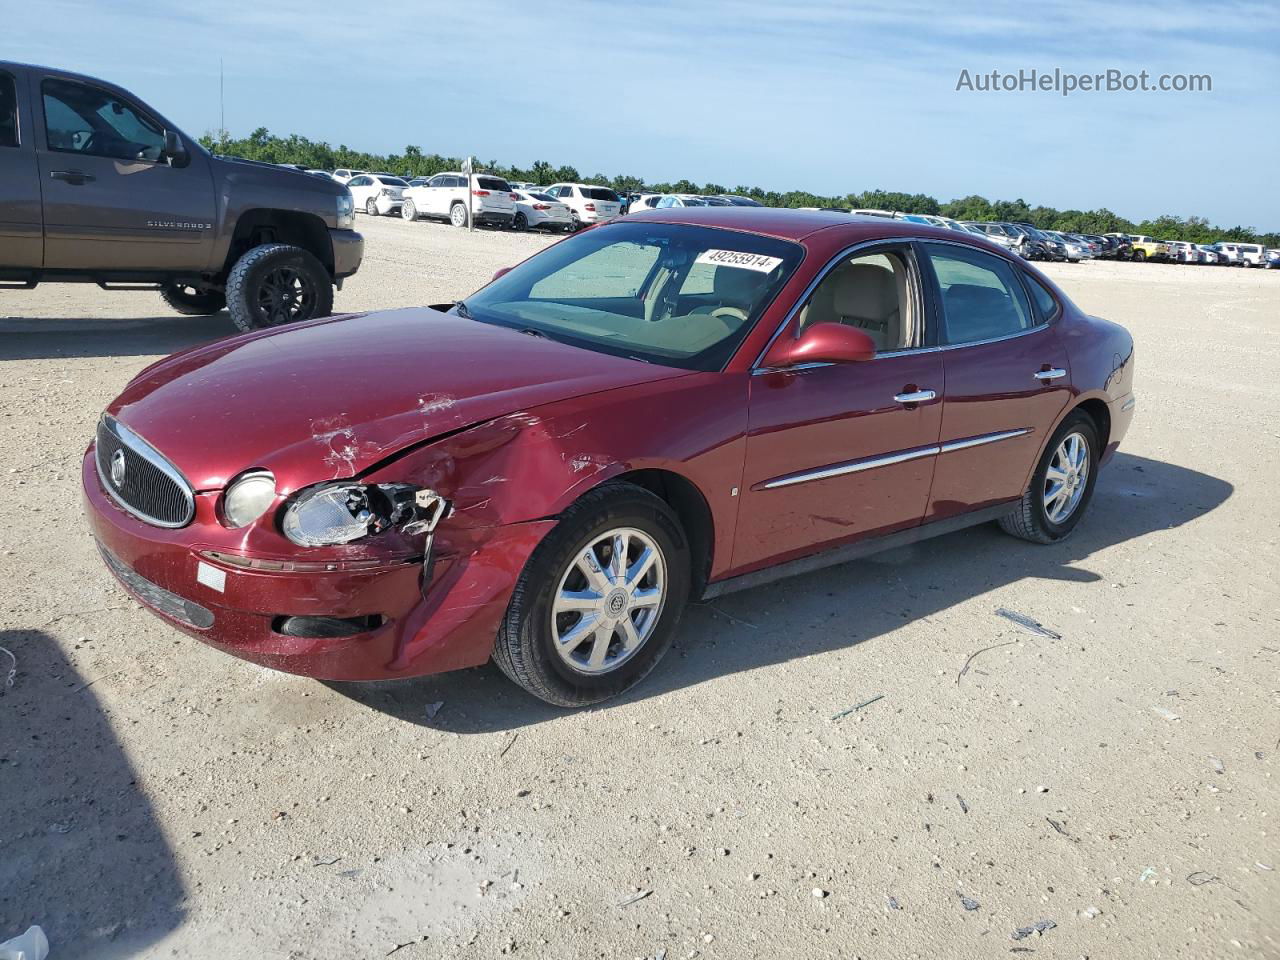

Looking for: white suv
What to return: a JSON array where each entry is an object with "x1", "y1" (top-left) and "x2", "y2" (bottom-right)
[
  {"x1": 544, "y1": 183, "x2": 622, "y2": 229},
  {"x1": 401, "y1": 173, "x2": 516, "y2": 228},
  {"x1": 1235, "y1": 242, "x2": 1265, "y2": 267},
  {"x1": 346, "y1": 174, "x2": 409, "y2": 216}
]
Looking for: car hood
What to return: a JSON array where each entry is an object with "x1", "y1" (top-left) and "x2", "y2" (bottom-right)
[{"x1": 107, "y1": 308, "x2": 689, "y2": 492}]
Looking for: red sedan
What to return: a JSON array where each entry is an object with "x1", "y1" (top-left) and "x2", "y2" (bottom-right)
[{"x1": 83, "y1": 208, "x2": 1135, "y2": 706}]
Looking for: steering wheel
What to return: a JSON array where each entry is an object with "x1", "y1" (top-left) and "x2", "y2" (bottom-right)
[{"x1": 709, "y1": 306, "x2": 748, "y2": 324}]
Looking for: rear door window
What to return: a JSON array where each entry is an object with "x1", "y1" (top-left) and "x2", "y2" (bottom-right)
[
  {"x1": 923, "y1": 243, "x2": 1035, "y2": 345},
  {"x1": 0, "y1": 72, "x2": 17, "y2": 147}
]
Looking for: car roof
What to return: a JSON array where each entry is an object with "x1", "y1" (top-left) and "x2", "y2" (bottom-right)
[{"x1": 624, "y1": 206, "x2": 990, "y2": 245}]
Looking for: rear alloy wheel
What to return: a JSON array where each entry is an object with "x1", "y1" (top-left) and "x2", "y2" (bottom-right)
[
  {"x1": 999, "y1": 411, "x2": 1099, "y2": 544},
  {"x1": 493, "y1": 482, "x2": 691, "y2": 707},
  {"x1": 450, "y1": 203, "x2": 468, "y2": 227},
  {"x1": 513, "y1": 212, "x2": 528, "y2": 231},
  {"x1": 159, "y1": 282, "x2": 226, "y2": 316},
  {"x1": 401, "y1": 199, "x2": 417, "y2": 221},
  {"x1": 225, "y1": 243, "x2": 333, "y2": 333},
  {"x1": 365, "y1": 197, "x2": 379, "y2": 216}
]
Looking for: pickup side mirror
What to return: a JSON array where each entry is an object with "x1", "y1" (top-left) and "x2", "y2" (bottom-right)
[
  {"x1": 162, "y1": 129, "x2": 188, "y2": 166},
  {"x1": 762, "y1": 322, "x2": 877, "y2": 369}
]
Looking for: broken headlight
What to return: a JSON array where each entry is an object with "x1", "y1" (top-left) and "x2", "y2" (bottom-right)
[{"x1": 282, "y1": 483, "x2": 449, "y2": 547}]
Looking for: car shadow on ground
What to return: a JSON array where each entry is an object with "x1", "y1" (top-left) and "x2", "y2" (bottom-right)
[
  {"x1": 329, "y1": 452, "x2": 1233, "y2": 732},
  {"x1": 0, "y1": 313, "x2": 237, "y2": 361},
  {"x1": 0, "y1": 630, "x2": 185, "y2": 957}
]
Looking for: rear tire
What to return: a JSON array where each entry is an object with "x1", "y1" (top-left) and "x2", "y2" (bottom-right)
[
  {"x1": 999, "y1": 411, "x2": 1100, "y2": 544},
  {"x1": 365, "y1": 197, "x2": 379, "y2": 216},
  {"x1": 1132, "y1": 249, "x2": 1146, "y2": 262},
  {"x1": 401, "y1": 200, "x2": 417, "y2": 221},
  {"x1": 493, "y1": 482, "x2": 691, "y2": 707},
  {"x1": 159, "y1": 282, "x2": 226, "y2": 316},
  {"x1": 225, "y1": 243, "x2": 334, "y2": 333}
]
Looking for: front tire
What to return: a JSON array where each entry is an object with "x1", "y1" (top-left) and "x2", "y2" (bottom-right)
[
  {"x1": 999, "y1": 411, "x2": 1100, "y2": 544},
  {"x1": 450, "y1": 203, "x2": 468, "y2": 228},
  {"x1": 512, "y1": 212, "x2": 528, "y2": 231},
  {"x1": 159, "y1": 282, "x2": 226, "y2": 316},
  {"x1": 225, "y1": 243, "x2": 334, "y2": 333},
  {"x1": 493, "y1": 482, "x2": 691, "y2": 707}
]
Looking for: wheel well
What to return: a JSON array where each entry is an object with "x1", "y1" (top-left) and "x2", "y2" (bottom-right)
[
  {"x1": 613, "y1": 469, "x2": 714, "y2": 597},
  {"x1": 224, "y1": 210, "x2": 333, "y2": 278},
  {"x1": 1075, "y1": 398, "x2": 1111, "y2": 452}
]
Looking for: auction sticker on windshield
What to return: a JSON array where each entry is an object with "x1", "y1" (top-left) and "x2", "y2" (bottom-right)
[{"x1": 695, "y1": 249, "x2": 784, "y2": 273}]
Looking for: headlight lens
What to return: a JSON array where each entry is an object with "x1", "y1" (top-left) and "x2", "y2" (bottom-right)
[
  {"x1": 283, "y1": 484, "x2": 371, "y2": 546},
  {"x1": 222, "y1": 470, "x2": 276, "y2": 528},
  {"x1": 336, "y1": 193, "x2": 355, "y2": 229},
  {"x1": 283, "y1": 483, "x2": 451, "y2": 547}
]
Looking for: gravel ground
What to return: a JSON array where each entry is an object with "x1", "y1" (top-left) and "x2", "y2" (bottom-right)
[{"x1": 1, "y1": 214, "x2": 1277, "y2": 959}]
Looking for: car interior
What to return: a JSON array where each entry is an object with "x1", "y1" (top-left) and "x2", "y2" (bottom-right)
[{"x1": 797, "y1": 252, "x2": 913, "y2": 351}]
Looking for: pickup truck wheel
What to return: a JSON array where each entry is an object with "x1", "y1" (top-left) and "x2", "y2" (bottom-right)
[
  {"x1": 493, "y1": 481, "x2": 691, "y2": 707},
  {"x1": 365, "y1": 197, "x2": 379, "y2": 217},
  {"x1": 449, "y1": 203, "x2": 468, "y2": 228},
  {"x1": 159, "y1": 282, "x2": 226, "y2": 316},
  {"x1": 1132, "y1": 249, "x2": 1146, "y2": 262},
  {"x1": 225, "y1": 243, "x2": 333, "y2": 333}
]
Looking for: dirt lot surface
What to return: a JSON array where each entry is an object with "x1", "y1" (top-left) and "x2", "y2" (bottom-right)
[{"x1": 2, "y1": 215, "x2": 1277, "y2": 959}]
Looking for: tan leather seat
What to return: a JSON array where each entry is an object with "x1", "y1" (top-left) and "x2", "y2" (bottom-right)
[{"x1": 829, "y1": 263, "x2": 902, "y2": 350}]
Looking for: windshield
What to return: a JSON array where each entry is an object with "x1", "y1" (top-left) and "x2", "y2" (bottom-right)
[{"x1": 462, "y1": 221, "x2": 803, "y2": 371}]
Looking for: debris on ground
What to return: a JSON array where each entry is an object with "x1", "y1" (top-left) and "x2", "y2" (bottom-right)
[
  {"x1": 0, "y1": 925, "x2": 48, "y2": 960},
  {"x1": 955, "y1": 640, "x2": 1018, "y2": 683},
  {"x1": 830, "y1": 694, "x2": 884, "y2": 721},
  {"x1": 886, "y1": 895, "x2": 902, "y2": 910},
  {"x1": 1079, "y1": 906, "x2": 1102, "y2": 919},
  {"x1": 959, "y1": 895, "x2": 980, "y2": 911},
  {"x1": 812, "y1": 888, "x2": 828, "y2": 899},
  {"x1": 994, "y1": 607, "x2": 1062, "y2": 640},
  {"x1": 499, "y1": 733, "x2": 519, "y2": 758},
  {"x1": 1045, "y1": 817, "x2": 1071, "y2": 838},
  {"x1": 617, "y1": 889, "x2": 653, "y2": 907},
  {"x1": 1151, "y1": 706, "x2": 1180, "y2": 722},
  {"x1": 313, "y1": 855, "x2": 342, "y2": 866},
  {"x1": 1209, "y1": 756, "x2": 1225, "y2": 774},
  {"x1": 957, "y1": 795, "x2": 969, "y2": 815},
  {"x1": 1010, "y1": 918, "x2": 1056, "y2": 940},
  {"x1": 1186, "y1": 871, "x2": 1220, "y2": 886},
  {"x1": 1257, "y1": 862, "x2": 1274, "y2": 871},
  {"x1": 1138, "y1": 867, "x2": 1157, "y2": 883},
  {"x1": 0, "y1": 646, "x2": 16, "y2": 693}
]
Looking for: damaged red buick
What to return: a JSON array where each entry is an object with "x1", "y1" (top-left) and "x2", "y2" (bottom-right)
[{"x1": 83, "y1": 208, "x2": 1135, "y2": 706}]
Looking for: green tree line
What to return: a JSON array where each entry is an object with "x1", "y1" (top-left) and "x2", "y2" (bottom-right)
[{"x1": 199, "y1": 128, "x2": 1279, "y2": 247}]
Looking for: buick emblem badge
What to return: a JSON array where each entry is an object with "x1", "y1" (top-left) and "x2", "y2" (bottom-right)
[{"x1": 110, "y1": 449, "x2": 127, "y2": 487}]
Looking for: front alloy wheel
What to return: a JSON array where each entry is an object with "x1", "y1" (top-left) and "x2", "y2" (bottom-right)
[
  {"x1": 551, "y1": 528, "x2": 666, "y2": 675},
  {"x1": 450, "y1": 203, "x2": 468, "y2": 227},
  {"x1": 493, "y1": 481, "x2": 690, "y2": 707}
]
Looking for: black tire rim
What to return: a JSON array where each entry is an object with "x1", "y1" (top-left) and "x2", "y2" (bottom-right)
[
  {"x1": 254, "y1": 266, "x2": 317, "y2": 326},
  {"x1": 514, "y1": 213, "x2": 527, "y2": 230}
]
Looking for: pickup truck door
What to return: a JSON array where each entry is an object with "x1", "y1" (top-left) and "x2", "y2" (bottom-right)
[
  {"x1": 0, "y1": 66, "x2": 42, "y2": 270},
  {"x1": 33, "y1": 72, "x2": 217, "y2": 272}
]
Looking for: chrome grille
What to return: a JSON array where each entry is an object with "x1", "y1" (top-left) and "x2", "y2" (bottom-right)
[{"x1": 95, "y1": 415, "x2": 196, "y2": 528}]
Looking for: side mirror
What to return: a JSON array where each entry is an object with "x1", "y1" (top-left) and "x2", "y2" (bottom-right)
[
  {"x1": 162, "y1": 129, "x2": 187, "y2": 165},
  {"x1": 492, "y1": 267, "x2": 512, "y2": 282},
  {"x1": 762, "y1": 322, "x2": 876, "y2": 368}
]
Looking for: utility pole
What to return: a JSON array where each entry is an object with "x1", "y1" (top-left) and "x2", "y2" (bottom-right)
[{"x1": 219, "y1": 58, "x2": 225, "y2": 143}]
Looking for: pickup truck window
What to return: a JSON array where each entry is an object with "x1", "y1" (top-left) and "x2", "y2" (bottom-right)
[
  {"x1": 0, "y1": 72, "x2": 17, "y2": 147},
  {"x1": 42, "y1": 78, "x2": 166, "y2": 162}
]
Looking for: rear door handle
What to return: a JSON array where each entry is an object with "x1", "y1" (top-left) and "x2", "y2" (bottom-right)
[
  {"x1": 1034, "y1": 368, "x2": 1067, "y2": 381},
  {"x1": 50, "y1": 169, "x2": 95, "y2": 185},
  {"x1": 894, "y1": 389, "x2": 937, "y2": 405}
]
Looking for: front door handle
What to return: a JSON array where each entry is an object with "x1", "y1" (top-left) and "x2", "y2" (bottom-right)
[
  {"x1": 894, "y1": 389, "x2": 937, "y2": 405},
  {"x1": 50, "y1": 169, "x2": 95, "y2": 185},
  {"x1": 1034, "y1": 368, "x2": 1067, "y2": 381}
]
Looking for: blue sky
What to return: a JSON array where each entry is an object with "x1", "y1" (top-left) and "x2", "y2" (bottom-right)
[{"x1": 7, "y1": 0, "x2": 1278, "y2": 227}]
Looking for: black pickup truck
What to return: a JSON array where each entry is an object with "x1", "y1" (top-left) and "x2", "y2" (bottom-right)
[{"x1": 0, "y1": 62, "x2": 362, "y2": 330}]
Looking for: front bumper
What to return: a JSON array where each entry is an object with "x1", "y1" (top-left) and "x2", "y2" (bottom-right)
[
  {"x1": 330, "y1": 228, "x2": 364, "y2": 280},
  {"x1": 82, "y1": 448, "x2": 553, "y2": 681}
]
